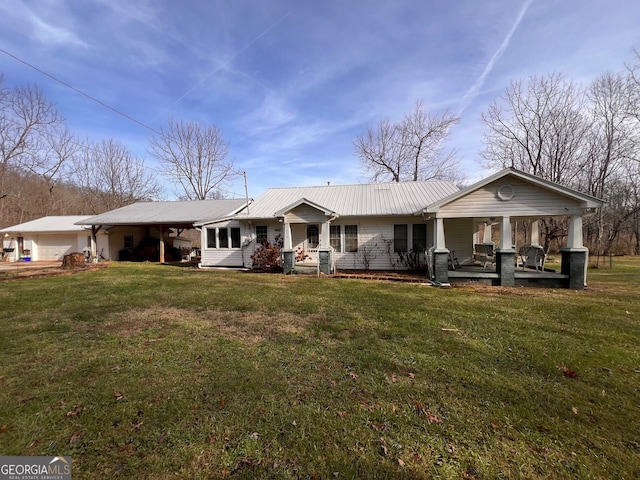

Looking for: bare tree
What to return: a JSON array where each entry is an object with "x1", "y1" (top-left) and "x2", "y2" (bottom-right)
[
  {"x1": 148, "y1": 119, "x2": 235, "y2": 200},
  {"x1": 481, "y1": 72, "x2": 587, "y2": 185},
  {"x1": 73, "y1": 139, "x2": 161, "y2": 213},
  {"x1": 355, "y1": 101, "x2": 462, "y2": 183},
  {"x1": 0, "y1": 74, "x2": 65, "y2": 223},
  {"x1": 581, "y1": 71, "x2": 640, "y2": 254}
]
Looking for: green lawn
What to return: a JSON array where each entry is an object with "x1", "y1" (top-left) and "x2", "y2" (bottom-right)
[{"x1": 1, "y1": 259, "x2": 639, "y2": 479}]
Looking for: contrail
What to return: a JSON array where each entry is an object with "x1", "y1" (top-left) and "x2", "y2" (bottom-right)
[
  {"x1": 458, "y1": 0, "x2": 534, "y2": 115},
  {"x1": 150, "y1": 11, "x2": 293, "y2": 124}
]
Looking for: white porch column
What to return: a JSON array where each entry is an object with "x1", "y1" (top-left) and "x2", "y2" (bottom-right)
[
  {"x1": 483, "y1": 222, "x2": 492, "y2": 243},
  {"x1": 320, "y1": 220, "x2": 330, "y2": 247},
  {"x1": 434, "y1": 217, "x2": 446, "y2": 250},
  {"x1": 566, "y1": 215, "x2": 583, "y2": 249},
  {"x1": 159, "y1": 225, "x2": 165, "y2": 263},
  {"x1": 500, "y1": 216, "x2": 513, "y2": 250},
  {"x1": 531, "y1": 220, "x2": 540, "y2": 246},
  {"x1": 283, "y1": 221, "x2": 293, "y2": 249}
]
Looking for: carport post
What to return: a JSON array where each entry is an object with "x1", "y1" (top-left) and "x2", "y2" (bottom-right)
[{"x1": 159, "y1": 225, "x2": 165, "y2": 263}]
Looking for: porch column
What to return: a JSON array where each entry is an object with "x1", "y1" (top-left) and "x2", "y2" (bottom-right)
[
  {"x1": 432, "y1": 217, "x2": 449, "y2": 284},
  {"x1": 483, "y1": 222, "x2": 492, "y2": 243},
  {"x1": 283, "y1": 221, "x2": 293, "y2": 249},
  {"x1": 561, "y1": 215, "x2": 589, "y2": 289},
  {"x1": 496, "y1": 216, "x2": 515, "y2": 287},
  {"x1": 91, "y1": 226, "x2": 98, "y2": 260},
  {"x1": 320, "y1": 219, "x2": 330, "y2": 248},
  {"x1": 159, "y1": 225, "x2": 165, "y2": 263},
  {"x1": 531, "y1": 220, "x2": 540, "y2": 246}
]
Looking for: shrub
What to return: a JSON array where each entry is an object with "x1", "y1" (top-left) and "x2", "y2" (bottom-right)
[{"x1": 251, "y1": 234, "x2": 283, "y2": 272}]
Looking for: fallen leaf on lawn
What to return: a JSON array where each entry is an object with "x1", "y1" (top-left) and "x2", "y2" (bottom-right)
[
  {"x1": 330, "y1": 380, "x2": 337, "y2": 387},
  {"x1": 132, "y1": 420, "x2": 143, "y2": 431},
  {"x1": 427, "y1": 414, "x2": 443, "y2": 424},
  {"x1": 408, "y1": 372, "x2": 415, "y2": 379},
  {"x1": 28, "y1": 439, "x2": 40, "y2": 448},
  {"x1": 337, "y1": 411, "x2": 349, "y2": 418},
  {"x1": 66, "y1": 404, "x2": 84, "y2": 417},
  {"x1": 219, "y1": 398, "x2": 225, "y2": 409},
  {"x1": 391, "y1": 374, "x2": 397, "y2": 383},
  {"x1": 69, "y1": 432, "x2": 82, "y2": 444},
  {"x1": 349, "y1": 372, "x2": 359, "y2": 380},
  {"x1": 208, "y1": 435, "x2": 216, "y2": 443},
  {"x1": 0, "y1": 425, "x2": 7, "y2": 434},
  {"x1": 249, "y1": 432, "x2": 259, "y2": 440},
  {"x1": 572, "y1": 407, "x2": 579, "y2": 414},
  {"x1": 397, "y1": 458, "x2": 405, "y2": 467},
  {"x1": 114, "y1": 392, "x2": 124, "y2": 401}
]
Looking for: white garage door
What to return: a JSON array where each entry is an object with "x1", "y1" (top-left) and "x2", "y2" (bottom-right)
[{"x1": 39, "y1": 235, "x2": 77, "y2": 260}]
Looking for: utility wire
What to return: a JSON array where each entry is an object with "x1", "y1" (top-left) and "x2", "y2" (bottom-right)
[{"x1": 0, "y1": 47, "x2": 160, "y2": 135}]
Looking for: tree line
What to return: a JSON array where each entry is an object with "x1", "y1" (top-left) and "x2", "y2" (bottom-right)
[
  {"x1": 3, "y1": 49, "x2": 640, "y2": 255},
  {"x1": 0, "y1": 73, "x2": 235, "y2": 228}
]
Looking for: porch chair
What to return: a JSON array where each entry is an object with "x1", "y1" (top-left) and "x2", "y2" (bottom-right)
[
  {"x1": 473, "y1": 243, "x2": 495, "y2": 268},
  {"x1": 519, "y1": 245, "x2": 545, "y2": 271}
]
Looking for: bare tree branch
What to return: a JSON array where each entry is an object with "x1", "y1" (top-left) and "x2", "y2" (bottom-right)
[{"x1": 148, "y1": 118, "x2": 235, "y2": 200}]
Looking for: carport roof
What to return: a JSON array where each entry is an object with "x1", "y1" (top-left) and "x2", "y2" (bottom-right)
[
  {"x1": 0, "y1": 216, "x2": 92, "y2": 233},
  {"x1": 75, "y1": 199, "x2": 249, "y2": 226}
]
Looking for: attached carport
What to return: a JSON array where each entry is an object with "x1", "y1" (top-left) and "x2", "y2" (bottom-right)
[{"x1": 76, "y1": 199, "x2": 250, "y2": 263}]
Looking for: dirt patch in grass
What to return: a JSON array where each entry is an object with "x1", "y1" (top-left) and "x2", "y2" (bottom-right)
[{"x1": 94, "y1": 306, "x2": 315, "y2": 343}]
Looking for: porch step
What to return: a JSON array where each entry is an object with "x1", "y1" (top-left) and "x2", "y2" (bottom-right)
[{"x1": 294, "y1": 265, "x2": 319, "y2": 275}]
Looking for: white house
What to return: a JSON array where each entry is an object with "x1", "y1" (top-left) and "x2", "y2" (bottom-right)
[{"x1": 197, "y1": 168, "x2": 604, "y2": 289}]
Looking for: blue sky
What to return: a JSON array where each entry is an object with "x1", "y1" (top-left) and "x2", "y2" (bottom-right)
[{"x1": 1, "y1": 0, "x2": 639, "y2": 199}]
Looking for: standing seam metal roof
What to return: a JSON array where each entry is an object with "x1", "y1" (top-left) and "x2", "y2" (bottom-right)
[
  {"x1": 240, "y1": 181, "x2": 459, "y2": 219},
  {"x1": 75, "y1": 199, "x2": 249, "y2": 225},
  {"x1": 0, "y1": 216, "x2": 93, "y2": 233}
]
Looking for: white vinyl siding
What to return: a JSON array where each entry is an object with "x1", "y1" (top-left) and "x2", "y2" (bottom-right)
[
  {"x1": 200, "y1": 221, "x2": 249, "y2": 267},
  {"x1": 438, "y1": 178, "x2": 585, "y2": 218}
]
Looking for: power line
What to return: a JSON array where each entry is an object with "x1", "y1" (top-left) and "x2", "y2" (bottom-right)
[{"x1": 0, "y1": 47, "x2": 160, "y2": 134}]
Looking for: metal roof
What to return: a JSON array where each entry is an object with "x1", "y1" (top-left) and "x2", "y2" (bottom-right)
[
  {"x1": 0, "y1": 216, "x2": 93, "y2": 233},
  {"x1": 238, "y1": 181, "x2": 459, "y2": 219},
  {"x1": 76, "y1": 199, "x2": 249, "y2": 226}
]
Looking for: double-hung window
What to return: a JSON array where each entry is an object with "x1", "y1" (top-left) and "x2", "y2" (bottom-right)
[
  {"x1": 394, "y1": 224, "x2": 408, "y2": 253},
  {"x1": 256, "y1": 226, "x2": 268, "y2": 245},
  {"x1": 330, "y1": 225, "x2": 341, "y2": 252},
  {"x1": 344, "y1": 225, "x2": 358, "y2": 253},
  {"x1": 412, "y1": 224, "x2": 427, "y2": 252}
]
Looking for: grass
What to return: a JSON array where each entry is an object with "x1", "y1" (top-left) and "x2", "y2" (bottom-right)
[{"x1": 0, "y1": 259, "x2": 639, "y2": 479}]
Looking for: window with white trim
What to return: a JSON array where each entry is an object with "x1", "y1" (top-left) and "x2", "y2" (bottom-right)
[
  {"x1": 256, "y1": 225, "x2": 268, "y2": 245},
  {"x1": 394, "y1": 224, "x2": 408, "y2": 253},
  {"x1": 412, "y1": 224, "x2": 427, "y2": 252},
  {"x1": 344, "y1": 225, "x2": 358, "y2": 253},
  {"x1": 330, "y1": 225, "x2": 341, "y2": 252}
]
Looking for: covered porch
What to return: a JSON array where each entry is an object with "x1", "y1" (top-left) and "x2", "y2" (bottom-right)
[
  {"x1": 423, "y1": 169, "x2": 604, "y2": 290},
  {"x1": 277, "y1": 198, "x2": 336, "y2": 274}
]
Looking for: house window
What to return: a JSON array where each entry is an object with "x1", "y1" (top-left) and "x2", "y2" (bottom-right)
[
  {"x1": 218, "y1": 228, "x2": 229, "y2": 248},
  {"x1": 330, "y1": 225, "x2": 341, "y2": 252},
  {"x1": 412, "y1": 224, "x2": 427, "y2": 252},
  {"x1": 207, "y1": 229, "x2": 216, "y2": 248},
  {"x1": 256, "y1": 225, "x2": 268, "y2": 245},
  {"x1": 394, "y1": 224, "x2": 408, "y2": 253},
  {"x1": 307, "y1": 224, "x2": 319, "y2": 248},
  {"x1": 230, "y1": 228, "x2": 241, "y2": 248},
  {"x1": 344, "y1": 225, "x2": 358, "y2": 253},
  {"x1": 124, "y1": 235, "x2": 134, "y2": 250}
]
